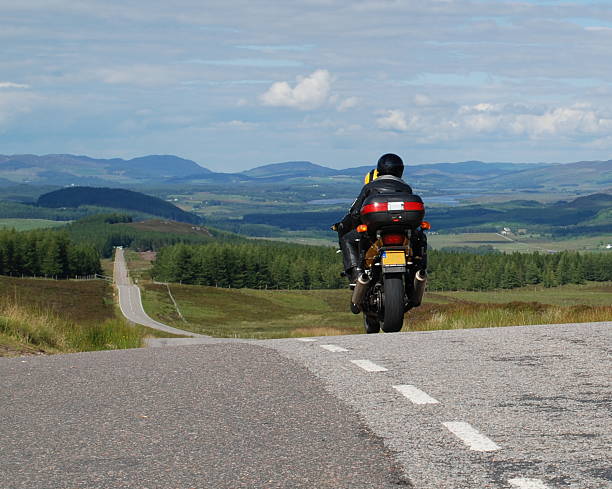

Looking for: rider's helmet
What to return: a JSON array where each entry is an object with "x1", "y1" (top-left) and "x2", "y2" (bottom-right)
[{"x1": 376, "y1": 153, "x2": 404, "y2": 178}]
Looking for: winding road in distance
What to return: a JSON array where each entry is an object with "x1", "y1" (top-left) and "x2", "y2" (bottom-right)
[
  {"x1": 114, "y1": 246, "x2": 206, "y2": 338},
  {"x1": 0, "y1": 249, "x2": 610, "y2": 488}
]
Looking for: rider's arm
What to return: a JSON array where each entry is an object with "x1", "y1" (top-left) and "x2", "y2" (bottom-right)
[
  {"x1": 349, "y1": 185, "x2": 369, "y2": 217},
  {"x1": 333, "y1": 185, "x2": 369, "y2": 236}
]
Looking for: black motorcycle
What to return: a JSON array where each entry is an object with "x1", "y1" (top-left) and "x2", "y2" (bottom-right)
[{"x1": 349, "y1": 193, "x2": 428, "y2": 333}]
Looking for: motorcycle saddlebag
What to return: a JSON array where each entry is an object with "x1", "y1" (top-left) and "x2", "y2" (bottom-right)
[{"x1": 360, "y1": 193, "x2": 425, "y2": 232}]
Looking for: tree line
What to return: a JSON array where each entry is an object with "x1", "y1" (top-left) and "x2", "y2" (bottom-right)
[
  {"x1": 0, "y1": 228, "x2": 101, "y2": 279},
  {"x1": 151, "y1": 241, "x2": 345, "y2": 289},
  {"x1": 427, "y1": 249, "x2": 612, "y2": 291},
  {"x1": 152, "y1": 241, "x2": 612, "y2": 290}
]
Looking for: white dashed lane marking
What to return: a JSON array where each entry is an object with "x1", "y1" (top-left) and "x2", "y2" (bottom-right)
[
  {"x1": 296, "y1": 338, "x2": 317, "y2": 342},
  {"x1": 393, "y1": 385, "x2": 439, "y2": 404},
  {"x1": 442, "y1": 421, "x2": 501, "y2": 452},
  {"x1": 508, "y1": 478, "x2": 551, "y2": 489},
  {"x1": 319, "y1": 344, "x2": 349, "y2": 352},
  {"x1": 350, "y1": 359, "x2": 388, "y2": 372}
]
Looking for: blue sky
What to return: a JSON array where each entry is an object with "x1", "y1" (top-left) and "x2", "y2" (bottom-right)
[{"x1": 2, "y1": 0, "x2": 612, "y2": 171}]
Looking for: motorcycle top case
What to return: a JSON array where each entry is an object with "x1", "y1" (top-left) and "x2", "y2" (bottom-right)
[{"x1": 360, "y1": 193, "x2": 425, "y2": 232}]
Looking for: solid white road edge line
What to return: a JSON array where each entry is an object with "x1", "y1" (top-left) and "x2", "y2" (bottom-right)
[
  {"x1": 508, "y1": 478, "x2": 551, "y2": 489},
  {"x1": 442, "y1": 421, "x2": 501, "y2": 452},
  {"x1": 350, "y1": 359, "x2": 388, "y2": 372},
  {"x1": 296, "y1": 338, "x2": 317, "y2": 342},
  {"x1": 393, "y1": 385, "x2": 439, "y2": 404},
  {"x1": 320, "y1": 344, "x2": 349, "y2": 352}
]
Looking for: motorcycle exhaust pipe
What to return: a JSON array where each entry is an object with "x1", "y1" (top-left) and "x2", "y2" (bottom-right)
[
  {"x1": 412, "y1": 270, "x2": 427, "y2": 307},
  {"x1": 351, "y1": 273, "x2": 370, "y2": 313}
]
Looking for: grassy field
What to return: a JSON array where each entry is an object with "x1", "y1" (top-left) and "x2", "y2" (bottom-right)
[
  {"x1": 126, "y1": 251, "x2": 610, "y2": 338},
  {"x1": 0, "y1": 218, "x2": 68, "y2": 231},
  {"x1": 138, "y1": 280, "x2": 611, "y2": 339},
  {"x1": 0, "y1": 276, "x2": 116, "y2": 325},
  {"x1": 124, "y1": 249, "x2": 155, "y2": 281},
  {"x1": 428, "y1": 232, "x2": 611, "y2": 253},
  {"x1": 440, "y1": 283, "x2": 612, "y2": 306},
  {"x1": 140, "y1": 284, "x2": 362, "y2": 338},
  {"x1": 0, "y1": 275, "x2": 174, "y2": 357},
  {"x1": 252, "y1": 234, "x2": 337, "y2": 247}
]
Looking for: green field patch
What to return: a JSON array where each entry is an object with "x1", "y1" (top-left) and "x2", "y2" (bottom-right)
[
  {"x1": 0, "y1": 275, "x2": 180, "y2": 356},
  {"x1": 0, "y1": 218, "x2": 68, "y2": 231},
  {"x1": 428, "y1": 232, "x2": 612, "y2": 253},
  {"x1": 407, "y1": 299, "x2": 611, "y2": 332},
  {"x1": 440, "y1": 282, "x2": 612, "y2": 306},
  {"x1": 0, "y1": 276, "x2": 116, "y2": 325},
  {"x1": 138, "y1": 281, "x2": 611, "y2": 339},
  {"x1": 140, "y1": 282, "x2": 362, "y2": 338}
]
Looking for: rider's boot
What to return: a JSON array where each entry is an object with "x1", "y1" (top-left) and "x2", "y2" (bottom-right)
[{"x1": 346, "y1": 267, "x2": 363, "y2": 289}]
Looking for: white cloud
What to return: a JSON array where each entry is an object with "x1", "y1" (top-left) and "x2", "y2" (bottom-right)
[
  {"x1": 377, "y1": 102, "x2": 612, "y2": 141},
  {"x1": 414, "y1": 94, "x2": 432, "y2": 106},
  {"x1": 260, "y1": 69, "x2": 332, "y2": 110},
  {"x1": 510, "y1": 105, "x2": 612, "y2": 137},
  {"x1": 337, "y1": 96, "x2": 359, "y2": 111},
  {"x1": 96, "y1": 65, "x2": 177, "y2": 87},
  {"x1": 0, "y1": 91, "x2": 40, "y2": 128},
  {"x1": 376, "y1": 109, "x2": 410, "y2": 131},
  {"x1": 0, "y1": 82, "x2": 29, "y2": 89},
  {"x1": 214, "y1": 120, "x2": 259, "y2": 130}
]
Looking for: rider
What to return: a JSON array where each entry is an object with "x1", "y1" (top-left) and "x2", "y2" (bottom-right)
[{"x1": 333, "y1": 153, "x2": 413, "y2": 284}]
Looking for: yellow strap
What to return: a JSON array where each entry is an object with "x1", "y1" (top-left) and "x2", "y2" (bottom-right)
[{"x1": 364, "y1": 169, "x2": 378, "y2": 184}]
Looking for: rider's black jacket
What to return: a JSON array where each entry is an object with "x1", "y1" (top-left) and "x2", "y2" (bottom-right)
[{"x1": 337, "y1": 175, "x2": 413, "y2": 236}]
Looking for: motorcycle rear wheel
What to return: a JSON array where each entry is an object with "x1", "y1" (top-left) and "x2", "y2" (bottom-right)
[
  {"x1": 364, "y1": 314, "x2": 380, "y2": 334},
  {"x1": 382, "y1": 275, "x2": 405, "y2": 333}
]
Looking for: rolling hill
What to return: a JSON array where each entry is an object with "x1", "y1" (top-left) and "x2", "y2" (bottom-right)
[
  {"x1": 37, "y1": 187, "x2": 202, "y2": 224},
  {"x1": 0, "y1": 154, "x2": 211, "y2": 185},
  {"x1": 480, "y1": 160, "x2": 612, "y2": 189},
  {"x1": 242, "y1": 161, "x2": 338, "y2": 178},
  {"x1": 240, "y1": 193, "x2": 612, "y2": 235}
]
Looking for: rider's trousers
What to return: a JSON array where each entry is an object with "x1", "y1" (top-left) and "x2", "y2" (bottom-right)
[{"x1": 339, "y1": 229, "x2": 360, "y2": 271}]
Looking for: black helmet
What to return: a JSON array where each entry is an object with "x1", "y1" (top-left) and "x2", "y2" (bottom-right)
[{"x1": 376, "y1": 153, "x2": 404, "y2": 177}]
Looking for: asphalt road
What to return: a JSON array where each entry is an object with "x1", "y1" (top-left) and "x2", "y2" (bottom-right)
[
  {"x1": 1, "y1": 343, "x2": 408, "y2": 488},
  {"x1": 114, "y1": 247, "x2": 205, "y2": 338},
  {"x1": 265, "y1": 322, "x2": 612, "y2": 489},
  {"x1": 3, "y1": 323, "x2": 610, "y2": 488},
  {"x1": 2, "y1": 250, "x2": 610, "y2": 488}
]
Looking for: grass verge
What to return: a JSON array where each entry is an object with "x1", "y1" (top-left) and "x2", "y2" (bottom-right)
[
  {"x1": 0, "y1": 300, "x2": 143, "y2": 356},
  {"x1": 0, "y1": 275, "x2": 179, "y2": 357},
  {"x1": 406, "y1": 300, "x2": 611, "y2": 332},
  {"x1": 140, "y1": 283, "x2": 363, "y2": 338},
  {"x1": 139, "y1": 281, "x2": 611, "y2": 339}
]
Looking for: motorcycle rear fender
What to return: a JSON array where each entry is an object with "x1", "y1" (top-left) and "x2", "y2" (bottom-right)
[{"x1": 383, "y1": 266, "x2": 406, "y2": 273}]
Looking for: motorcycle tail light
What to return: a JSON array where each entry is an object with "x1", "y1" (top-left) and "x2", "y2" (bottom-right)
[
  {"x1": 382, "y1": 233, "x2": 404, "y2": 245},
  {"x1": 357, "y1": 224, "x2": 368, "y2": 233}
]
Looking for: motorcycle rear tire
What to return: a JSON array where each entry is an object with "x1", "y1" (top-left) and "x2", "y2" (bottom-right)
[
  {"x1": 364, "y1": 314, "x2": 380, "y2": 334},
  {"x1": 382, "y1": 275, "x2": 404, "y2": 333}
]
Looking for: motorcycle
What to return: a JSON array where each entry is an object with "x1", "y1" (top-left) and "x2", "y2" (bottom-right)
[{"x1": 349, "y1": 193, "x2": 429, "y2": 333}]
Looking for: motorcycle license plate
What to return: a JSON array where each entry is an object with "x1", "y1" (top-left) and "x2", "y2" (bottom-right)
[{"x1": 382, "y1": 250, "x2": 406, "y2": 266}]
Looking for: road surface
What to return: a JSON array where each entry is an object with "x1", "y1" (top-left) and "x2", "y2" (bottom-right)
[
  {"x1": 2, "y1": 252, "x2": 610, "y2": 488},
  {"x1": 266, "y1": 322, "x2": 612, "y2": 489},
  {"x1": 114, "y1": 247, "x2": 206, "y2": 338}
]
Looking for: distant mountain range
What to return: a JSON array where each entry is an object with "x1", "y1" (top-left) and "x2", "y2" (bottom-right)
[
  {"x1": 0, "y1": 154, "x2": 210, "y2": 186},
  {"x1": 0, "y1": 154, "x2": 610, "y2": 193}
]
